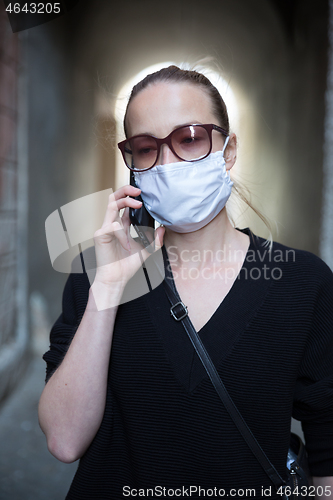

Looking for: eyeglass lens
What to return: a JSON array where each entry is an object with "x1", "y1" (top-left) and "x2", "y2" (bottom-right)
[{"x1": 124, "y1": 125, "x2": 211, "y2": 170}]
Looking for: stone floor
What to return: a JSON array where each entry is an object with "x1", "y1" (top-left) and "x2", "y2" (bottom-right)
[{"x1": 0, "y1": 355, "x2": 77, "y2": 500}]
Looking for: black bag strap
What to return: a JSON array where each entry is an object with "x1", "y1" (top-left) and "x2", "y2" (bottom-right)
[{"x1": 161, "y1": 247, "x2": 286, "y2": 489}]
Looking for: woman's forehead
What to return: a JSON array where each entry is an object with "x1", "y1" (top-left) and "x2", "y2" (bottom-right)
[{"x1": 126, "y1": 81, "x2": 216, "y2": 136}]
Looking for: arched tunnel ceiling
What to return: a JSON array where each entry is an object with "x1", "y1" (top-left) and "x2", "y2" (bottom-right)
[{"x1": 66, "y1": 0, "x2": 290, "y2": 96}]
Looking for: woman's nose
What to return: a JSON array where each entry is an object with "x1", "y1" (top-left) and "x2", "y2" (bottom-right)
[{"x1": 157, "y1": 144, "x2": 179, "y2": 165}]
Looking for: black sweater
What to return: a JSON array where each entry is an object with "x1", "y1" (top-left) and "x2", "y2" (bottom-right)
[{"x1": 43, "y1": 230, "x2": 333, "y2": 499}]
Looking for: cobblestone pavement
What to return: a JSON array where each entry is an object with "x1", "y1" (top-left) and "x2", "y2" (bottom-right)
[{"x1": 0, "y1": 355, "x2": 77, "y2": 500}]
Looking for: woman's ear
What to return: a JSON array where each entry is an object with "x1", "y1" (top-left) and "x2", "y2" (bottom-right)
[{"x1": 225, "y1": 133, "x2": 237, "y2": 171}]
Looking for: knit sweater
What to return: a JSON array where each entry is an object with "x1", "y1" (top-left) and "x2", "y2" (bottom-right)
[{"x1": 43, "y1": 229, "x2": 333, "y2": 499}]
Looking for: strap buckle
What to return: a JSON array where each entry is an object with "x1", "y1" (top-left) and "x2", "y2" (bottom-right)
[{"x1": 170, "y1": 301, "x2": 188, "y2": 321}]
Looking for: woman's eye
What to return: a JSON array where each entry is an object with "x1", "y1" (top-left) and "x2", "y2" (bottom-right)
[
  {"x1": 132, "y1": 140, "x2": 157, "y2": 156},
  {"x1": 138, "y1": 147, "x2": 156, "y2": 155},
  {"x1": 181, "y1": 136, "x2": 201, "y2": 145}
]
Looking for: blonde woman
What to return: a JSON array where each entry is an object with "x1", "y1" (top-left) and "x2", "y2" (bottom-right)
[{"x1": 39, "y1": 66, "x2": 333, "y2": 500}]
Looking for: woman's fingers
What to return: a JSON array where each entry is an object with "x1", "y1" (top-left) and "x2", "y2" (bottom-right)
[
  {"x1": 112, "y1": 185, "x2": 141, "y2": 202},
  {"x1": 94, "y1": 186, "x2": 166, "y2": 285},
  {"x1": 121, "y1": 207, "x2": 131, "y2": 232},
  {"x1": 110, "y1": 184, "x2": 141, "y2": 201},
  {"x1": 102, "y1": 191, "x2": 142, "y2": 227},
  {"x1": 95, "y1": 216, "x2": 147, "y2": 256},
  {"x1": 95, "y1": 221, "x2": 128, "y2": 249},
  {"x1": 108, "y1": 222, "x2": 132, "y2": 254}
]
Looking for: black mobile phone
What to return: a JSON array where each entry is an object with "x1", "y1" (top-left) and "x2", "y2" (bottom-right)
[{"x1": 129, "y1": 171, "x2": 155, "y2": 252}]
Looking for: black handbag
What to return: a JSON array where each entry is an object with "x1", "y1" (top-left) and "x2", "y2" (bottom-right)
[
  {"x1": 285, "y1": 433, "x2": 311, "y2": 498},
  {"x1": 160, "y1": 249, "x2": 311, "y2": 500}
]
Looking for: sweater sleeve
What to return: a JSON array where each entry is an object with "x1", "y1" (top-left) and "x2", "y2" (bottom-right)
[
  {"x1": 42, "y1": 272, "x2": 90, "y2": 383},
  {"x1": 292, "y1": 260, "x2": 333, "y2": 477}
]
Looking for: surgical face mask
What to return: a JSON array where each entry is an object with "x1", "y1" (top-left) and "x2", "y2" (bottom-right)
[{"x1": 134, "y1": 138, "x2": 233, "y2": 233}]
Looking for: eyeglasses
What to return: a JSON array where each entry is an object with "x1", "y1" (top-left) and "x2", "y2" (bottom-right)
[{"x1": 117, "y1": 123, "x2": 228, "y2": 172}]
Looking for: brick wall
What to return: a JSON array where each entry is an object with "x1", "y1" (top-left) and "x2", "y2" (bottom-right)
[{"x1": 0, "y1": 3, "x2": 29, "y2": 404}]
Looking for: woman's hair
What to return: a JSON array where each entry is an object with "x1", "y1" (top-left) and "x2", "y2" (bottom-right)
[
  {"x1": 123, "y1": 65, "x2": 272, "y2": 242},
  {"x1": 123, "y1": 65, "x2": 229, "y2": 137}
]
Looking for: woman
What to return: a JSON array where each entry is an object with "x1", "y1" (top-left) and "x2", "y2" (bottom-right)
[{"x1": 39, "y1": 66, "x2": 333, "y2": 499}]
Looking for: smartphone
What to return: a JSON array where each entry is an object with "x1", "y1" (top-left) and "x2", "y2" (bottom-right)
[{"x1": 129, "y1": 171, "x2": 155, "y2": 252}]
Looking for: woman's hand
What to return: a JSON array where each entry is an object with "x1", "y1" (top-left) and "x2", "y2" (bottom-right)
[{"x1": 93, "y1": 185, "x2": 165, "y2": 291}]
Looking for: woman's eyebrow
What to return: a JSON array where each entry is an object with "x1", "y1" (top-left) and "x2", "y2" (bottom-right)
[
  {"x1": 172, "y1": 122, "x2": 204, "y2": 129},
  {"x1": 132, "y1": 122, "x2": 204, "y2": 137}
]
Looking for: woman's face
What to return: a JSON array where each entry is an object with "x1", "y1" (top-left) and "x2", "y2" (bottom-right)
[{"x1": 126, "y1": 82, "x2": 235, "y2": 168}]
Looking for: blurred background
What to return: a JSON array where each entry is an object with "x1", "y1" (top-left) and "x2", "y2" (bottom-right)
[{"x1": 0, "y1": 0, "x2": 332, "y2": 498}]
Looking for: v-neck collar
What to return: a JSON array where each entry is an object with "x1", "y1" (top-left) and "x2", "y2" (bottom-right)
[{"x1": 144, "y1": 229, "x2": 274, "y2": 393}]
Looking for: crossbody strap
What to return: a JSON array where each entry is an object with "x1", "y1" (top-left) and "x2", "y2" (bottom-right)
[{"x1": 160, "y1": 248, "x2": 286, "y2": 489}]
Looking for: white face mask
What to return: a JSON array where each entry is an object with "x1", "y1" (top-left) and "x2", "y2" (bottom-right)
[{"x1": 134, "y1": 138, "x2": 233, "y2": 233}]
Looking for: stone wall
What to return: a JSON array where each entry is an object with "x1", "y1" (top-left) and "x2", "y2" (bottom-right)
[{"x1": 0, "y1": 2, "x2": 29, "y2": 405}]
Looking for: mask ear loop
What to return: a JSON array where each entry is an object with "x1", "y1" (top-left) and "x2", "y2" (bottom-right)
[
  {"x1": 221, "y1": 136, "x2": 232, "y2": 178},
  {"x1": 222, "y1": 135, "x2": 230, "y2": 158}
]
